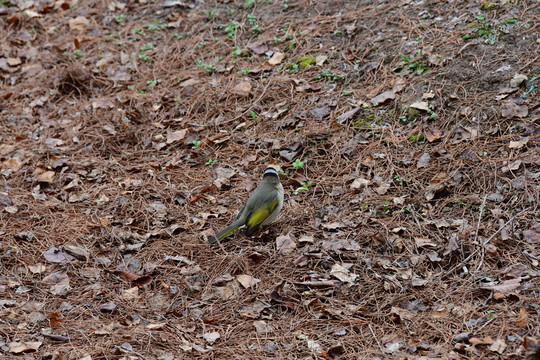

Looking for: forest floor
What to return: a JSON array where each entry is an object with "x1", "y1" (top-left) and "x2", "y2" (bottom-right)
[{"x1": 1, "y1": 0, "x2": 539, "y2": 359}]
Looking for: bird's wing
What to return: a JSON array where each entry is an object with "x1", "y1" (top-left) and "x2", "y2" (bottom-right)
[{"x1": 245, "y1": 192, "x2": 280, "y2": 232}]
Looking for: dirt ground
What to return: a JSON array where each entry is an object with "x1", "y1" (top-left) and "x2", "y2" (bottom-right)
[{"x1": 1, "y1": 0, "x2": 539, "y2": 359}]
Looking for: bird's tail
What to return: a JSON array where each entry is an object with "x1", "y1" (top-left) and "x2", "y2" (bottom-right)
[{"x1": 208, "y1": 221, "x2": 242, "y2": 244}]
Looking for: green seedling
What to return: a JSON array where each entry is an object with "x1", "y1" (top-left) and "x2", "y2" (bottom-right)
[
  {"x1": 195, "y1": 60, "x2": 216, "y2": 74},
  {"x1": 462, "y1": 16, "x2": 518, "y2": 44},
  {"x1": 147, "y1": 80, "x2": 157, "y2": 89},
  {"x1": 224, "y1": 21, "x2": 239, "y2": 39},
  {"x1": 206, "y1": 8, "x2": 218, "y2": 19},
  {"x1": 485, "y1": 310, "x2": 496, "y2": 320},
  {"x1": 382, "y1": 200, "x2": 391, "y2": 215},
  {"x1": 314, "y1": 71, "x2": 345, "y2": 83},
  {"x1": 248, "y1": 14, "x2": 257, "y2": 25},
  {"x1": 292, "y1": 158, "x2": 304, "y2": 170},
  {"x1": 250, "y1": 111, "x2": 257, "y2": 123},
  {"x1": 409, "y1": 134, "x2": 425, "y2": 146},
  {"x1": 115, "y1": 14, "x2": 126, "y2": 23},
  {"x1": 393, "y1": 52, "x2": 430, "y2": 76},
  {"x1": 192, "y1": 140, "x2": 201, "y2": 149},
  {"x1": 394, "y1": 175, "x2": 403, "y2": 186},
  {"x1": 206, "y1": 159, "x2": 217, "y2": 165},
  {"x1": 293, "y1": 181, "x2": 313, "y2": 195}
]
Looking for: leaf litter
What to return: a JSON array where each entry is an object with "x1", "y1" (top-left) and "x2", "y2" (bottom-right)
[{"x1": 0, "y1": 0, "x2": 538, "y2": 359}]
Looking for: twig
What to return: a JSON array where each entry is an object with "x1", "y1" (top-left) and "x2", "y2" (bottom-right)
[
  {"x1": 442, "y1": 207, "x2": 530, "y2": 278},
  {"x1": 474, "y1": 195, "x2": 488, "y2": 272},
  {"x1": 368, "y1": 324, "x2": 384, "y2": 354}
]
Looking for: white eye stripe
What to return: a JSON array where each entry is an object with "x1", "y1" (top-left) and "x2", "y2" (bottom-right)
[{"x1": 264, "y1": 168, "x2": 278, "y2": 176}]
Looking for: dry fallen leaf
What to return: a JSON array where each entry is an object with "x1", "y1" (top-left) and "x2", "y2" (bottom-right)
[
  {"x1": 515, "y1": 308, "x2": 528, "y2": 327},
  {"x1": 330, "y1": 263, "x2": 357, "y2": 284},
  {"x1": 409, "y1": 101, "x2": 430, "y2": 111},
  {"x1": 268, "y1": 52, "x2": 285, "y2": 65},
  {"x1": 425, "y1": 127, "x2": 442, "y2": 142},
  {"x1": 232, "y1": 81, "x2": 252, "y2": 97},
  {"x1": 276, "y1": 233, "x2": 297, "y2": 255},
  {"x1": 36, "y1": 170, "x2": 55, "y2": 183},
  {"x1": 1, "y1": 158, "x2": 22, "y2": 173},
  {"x1": 69, "y1": 16, "x2": 89, "y2": 31},
  {"x1": 370, "y1": 91, "x2": 396, "y2": 106},
  {"x1": 501, "y1": 101, "x2": 528, "y2": 118},
  {"x1": 508, "y1": 137, "x2": 529, "y2": 149},
  {"x1": 479, "y1": 278, "x2": 521, "y2": 293},
  {"x1": 246, "y1": 41, "x2": 268, "y2": 54},
  {"x1": 416, "y1": 153, "x2": 431, "y2": 169},
  {"x1": 236, "y1": 274, "x2": 260, "y2": 289},
  {"x1": 166, "y1": 129, "x2": 188, "y2": 144},
  {"x1": 488, "y1": 338, "x2": 507, "y2": 354},
  {"x1": 9, "y1": 341, "x2": 42, "y2": 354}
]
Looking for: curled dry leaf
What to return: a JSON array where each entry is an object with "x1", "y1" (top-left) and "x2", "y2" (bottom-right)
[
  {"x1": 370, "y1": 91, "x2": 396, "y2": 106},
  {"x1": 9, "y1": 341, "x2": 42, "y2": 354},
  {"x1": 236, "y1": 274, "x2": 260, "y2": 289},
  {"x1": 114, "y1": 270, "x2": 153, "y2": 286},
  {"x1": 508, "y1": 137, "x2": 529, "y2": 149},
  {"x1": 166, "y1": 129, "x2": 188, "y2": 144},
  {"x1": 479, "y1": 278, "x2": 520, "y2": 293},
  {"x1": 409, "y1": 101, "x2": 430, "y2": 111},
  {"x1": 36, "y1": 170, "x2": 55, "y2": 183},
  {"x1": 2, "y1": 158, "x2": 22, "y2": 173},
  {"x1": 203, "y1": 332, "x2": 220, "y2": 344},
  {"x1": 330, "y1": 263, "x2": 357, "y2": 284},
  {"x1": 268, "y1": 52, "x2": 285, "y2": 65}
]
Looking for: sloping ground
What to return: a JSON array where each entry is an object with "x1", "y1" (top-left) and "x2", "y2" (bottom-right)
[{"x1": 0, "y1": 0, "x2": 539, "y2": 359}]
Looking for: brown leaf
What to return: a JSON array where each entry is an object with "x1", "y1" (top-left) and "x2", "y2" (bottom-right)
[
  {"x1": 166, "y1": 129, "x2": 188, "y2": 144},
  {"x1": 501, "y1": 101, "x2": 528, "y2": 118},
  {"x1": 337, "y1": 107, "x2": 361, "y2": 124},
  {"x1": 416, "y1": 153, "x2": 431, "y2": 169},
  {"x1": 232, "y1": 81, "x2": 252, "y2": 97},
  {"x1": 470, "y1": 336, "x2": 495, "y2": 346},
  {"x1": 276, "y1": 233, "x2": 296, "y2": 255},
  {"x1": 370, "y1": 91, "x2": 396, "y2": 106},
  {"x1": 246, "y1": 41, "x2": 268, "y2": 54},
  {"x1": 36, "y1": 170, "x2": 55, "y2": 183},
  {"x1": 479, "y1": 278, "x2": 521, "y2": 293},
  {"x1": 508, "y1": 137, "x2": 529, "y2": 149},
  {"x1": 515, "y1": 308, "x2": 528, "y2": 327},
  {"x1": 49, "y1": 312, "x2": 64, "y2": 327},
  {"x1": 523, "y1": 223, "x2": 540, "y2": 244},
  {"x1": 425, "y1": 127, "x2": 441, "y2": 142},
  {"x1": 9, "y1": 341, "x2": 42, "y2": 354},
  {"x1": 268, "y1": 52, "x2": 285, "y2": 65},
  {"x1": 114, "y1": 270, "x2": 153, "y2": 287},
  {"x1": 68, "y1": 16, "x2": 89, "y2": 31},
  {"x1": 42, "y1": 272, "x2": 69, "y2": 286},
  {"x1": 236, "y1": 274, "x2": 260, "y2": 288},
  {"x1": 1, "y1": 158, "x2": 22, "y2": 173}
]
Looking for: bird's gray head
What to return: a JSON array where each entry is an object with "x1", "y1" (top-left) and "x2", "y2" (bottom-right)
[{"x1": 263, "y1": 167, "x2": 279, "y2": 180}]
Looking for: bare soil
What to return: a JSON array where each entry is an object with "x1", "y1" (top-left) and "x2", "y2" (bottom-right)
[{"x1": 1, "y1": 0, "x2": 539, "y2": 359}]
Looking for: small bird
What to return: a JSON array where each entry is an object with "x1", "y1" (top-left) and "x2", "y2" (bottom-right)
[{"x1": 208, "y1": 167, "x2": 284, "y2": 244}]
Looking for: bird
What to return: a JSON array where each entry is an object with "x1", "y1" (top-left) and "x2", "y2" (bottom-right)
[{"x1": 208, "y1": 167, "x2": 284, "y2": 244}]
